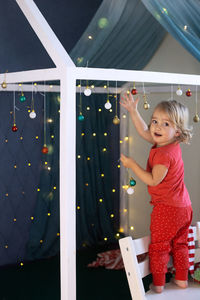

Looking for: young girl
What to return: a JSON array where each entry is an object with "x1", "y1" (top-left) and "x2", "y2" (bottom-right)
[{"x1": 120, "y1": 94, "x2": 193, "y2": 293}]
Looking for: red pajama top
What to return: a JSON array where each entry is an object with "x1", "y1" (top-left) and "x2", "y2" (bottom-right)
[{"x1": 146, "y1": 142, "x2": 191, "y2": 207}]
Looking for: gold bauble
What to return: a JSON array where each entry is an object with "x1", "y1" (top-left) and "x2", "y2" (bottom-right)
[
  {"x1": 143, "y1": 102, "x2": 150, "y2": 110},
  {"x1": 113, "y1": 115, "x2": 120, "y2": 125},
  {"x1": 1, "y1": 81, "x2": 7, "y2": 89},
  {"x1": 193, "y1": 114, "x2": 200, "y2": 123}
]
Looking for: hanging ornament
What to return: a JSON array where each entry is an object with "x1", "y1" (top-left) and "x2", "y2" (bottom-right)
[
  {"x1": 78, "y1": 112, "x2": 84, "y2": 121},
  {"x1": 1, "y1": 70, "x2": 8, "y2": 89},
  {"x1": 193, "y1": 86, "x2": 200, "y2": 123},
  {"x1": 78, "y1": 80, "x2": 85, "y2": 121},
  {"x1": 131, "y1": 82, "x2": 138, "y2": 95},
  {"x1": 12, "y1": 124, "x2": 18, "y2": 132},
  {"x1": 113, "y1": 115, "x2": 120, "y2": 125},
  {"x1": 127, "y1": 187, "x2": 134, "y2": 195},
  {"x1": 104, "y1": 81, "x2": 112, "y2": 109},
  {"x1": 113, "y1": 82, "x2": 120, "y2": 125},
  {"x1": 186, "y1": 89, "x2": 192, "y2": 97},
  {"x1": 19, "y1": 84, "x2": 26, "y2": 102},
  {"x1": 143, "y1": 94, "x2": 150, "y2": 110},
  {"x1": 42, "y1": 145, "x2": 49, "y2": 154},
  {"x1": 193, "y1": 114, "x2": 199, "y2": 123},
  {"x1": 42, "y1": 81, "x2": 48, "y2": 154},
  {"x1": 12, "y1": 91, "x2": 18, "y2": 132},
  {"x1": 176, "y1": 86, "x2": 182, "y2": 96},
  {"x1": 29, "y1": 110, "x2": 36, "y2": 119},
  {"x1": 105, "y1": 100, "x2": 112, "y2": 110},
  {"x1": 29, "y1": 82, "x2": 37, "y2": 119},
  {"x1": 129, "y1": 177, "x2": 136, "y2": 187},
  {"x1": 84, "y1": 87, "x2": 92, "y2": 96},
  {"x1": 126, "y1": 177, "x2": 136, "y2": 195},
  {"x1": 142, "y1": 83, "x2": 150, "y2": 110}
]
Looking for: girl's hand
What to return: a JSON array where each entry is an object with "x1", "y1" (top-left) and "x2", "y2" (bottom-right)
[
  {"x1": 120, "y1": 93, "x2": 140, "y2": 113},
  {"x1": 120, "y1": 154, "x2": 134, "y2": 169}
]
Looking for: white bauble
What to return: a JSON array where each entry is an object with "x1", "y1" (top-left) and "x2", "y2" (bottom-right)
[
  {"x1": 29, "y1": 111, "x2": 36, "y2": 119},
  {"x1": 84, "y1": 88, "x2": 92, "y2": 96},
  {"x1": 127, "y1": 187, "x2": 134, "y2": 195},
  {"x1": 104, "y1": 101, "x2": 112, "y2": 109},
  {"x1": 176, "y1": 88, "x2": 183, "y2": 96}
]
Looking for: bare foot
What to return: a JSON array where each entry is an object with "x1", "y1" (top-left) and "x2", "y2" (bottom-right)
[
  {"x1": 173, "y1": 279, "x2": 188, "y2": 289},
  {"x1": 150, "y1": 284, "x2": 164, "y2": 293}
]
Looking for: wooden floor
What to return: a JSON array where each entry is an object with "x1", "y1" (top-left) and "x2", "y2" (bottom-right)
[{"x1": 146, "y1": 280, "x2": 200, "y2": 299}]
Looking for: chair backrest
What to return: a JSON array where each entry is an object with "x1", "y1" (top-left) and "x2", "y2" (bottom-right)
[{"x1": 119, "y1": 222, "x2": 200, "y2": 300}]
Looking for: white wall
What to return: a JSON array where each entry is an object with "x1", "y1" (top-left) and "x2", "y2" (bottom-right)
[{"x1": 126, "y1": 33, "x2": 200, "y2": 238}]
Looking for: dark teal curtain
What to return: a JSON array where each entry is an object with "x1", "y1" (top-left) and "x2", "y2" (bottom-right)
[
  {"x1": 26, "y1": 92, "x2": 60, "y2": 260},
  {"x1": 76, "y1": 91, "x2": 120, "y2": 249},
  {"x1": 70, "y1": 0, "x2": 166, "y2": 70},
  {"x1": 141, "y1": 0, "x2": 200, "y2": 62},
  {"x1": 27, "y1": 89, "x2": 120, "y2": 259}
]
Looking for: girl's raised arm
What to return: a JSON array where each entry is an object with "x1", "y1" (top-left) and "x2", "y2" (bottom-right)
[{"x1": 120, "y1": 93, "x2": 154, "y2": 144}]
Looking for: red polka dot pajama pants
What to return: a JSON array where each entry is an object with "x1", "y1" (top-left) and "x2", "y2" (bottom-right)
[{"x1": 149, "y1": 204, "x2": 193, "y2": 286}]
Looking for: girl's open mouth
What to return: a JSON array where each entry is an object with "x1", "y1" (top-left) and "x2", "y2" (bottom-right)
[{"x1": 154, "y1": 133, "x2": 162, "y2": 137}]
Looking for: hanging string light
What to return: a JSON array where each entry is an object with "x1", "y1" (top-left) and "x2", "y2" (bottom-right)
[
  {"x1": 142, "y1": 82, "x2": 150, "y2": 110},
  {"x1": 29, "y1": 82, "x2": 36, "y2": 119},
  {"x1": 104, "y1": 81, "x2": 112, "y2": 109},
  {"x1": 113, "y1": 81, "x2": 120, "y2": 125},
  {"x1": 1, "y1": 70, "x2": 8, "y2": 89},
  {"x1": 42, "y1": 81, "x2": 48, "y2": 154},
  {"x1": 193, "y1": 85, "x2": 200, "y2": 123},
  {"x1": 12, "y1": 90, "x2": 18, "y2": 132},
  {"x1": 78, "y1": 80, "x2": 84, "y2": 121}
]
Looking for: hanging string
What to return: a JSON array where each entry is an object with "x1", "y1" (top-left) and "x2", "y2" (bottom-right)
[
  {"x1": 13, "y1": 90, "x2": 16, "y2": 125},
  {"x1": 195, "y1": 85, "x2": 198, "y2": 114},
  {"x1": 171, "y1": 85, "x2": 173, "y2": 100},
  {"x1": 31, "y1": 82, "x2": 34, "y2": 112},
  {"x1": 142, "y1": 82, "x2": 145, "y2": 94},
  {"x1": 44, "y1": 81, "x2": 47, "y2": 146},
  {"x1": 79, "y1": 80, "x2": 82, "y2": 113},
  {"x1": 115, "y1": 81, "x2": 118, "y2": 115}
]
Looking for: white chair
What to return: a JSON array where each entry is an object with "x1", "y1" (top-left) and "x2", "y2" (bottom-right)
[{"x1": 119, "y1": 222, "x2": 200, "y2": 300}]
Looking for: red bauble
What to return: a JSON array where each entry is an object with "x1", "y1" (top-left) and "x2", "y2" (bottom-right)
[
  {"x1": 186, "y1": 89, "x2": 192, "y2": 97},
  {"x1": 12, "y1": 125, "x2": 18, "y2": 132},
  {"x1": 131, "y1": 88, "x2": 138, "y2": 95},
  {"x1": 42, "y1": 146, "x2": 48, "y2": 154}
]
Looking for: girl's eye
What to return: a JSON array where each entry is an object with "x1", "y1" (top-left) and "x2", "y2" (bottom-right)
[
  {"x1": 164, "y1": 122, "x2": 169, "y2": 126},
  {"x1": 152, "y1": 120, "x2": 157, "y2": 124}
]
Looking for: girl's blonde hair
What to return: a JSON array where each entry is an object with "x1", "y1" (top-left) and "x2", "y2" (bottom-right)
[{"x1": 154, "y1": 100, "x2": 193, "y2": 144}]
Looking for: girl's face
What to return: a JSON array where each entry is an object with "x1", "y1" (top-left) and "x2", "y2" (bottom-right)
[{"x1": 150, "y1": 109, "x2": 180, "y2": 147}]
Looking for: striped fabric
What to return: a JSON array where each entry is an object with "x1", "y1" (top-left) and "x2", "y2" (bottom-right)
[{"x1": 188, "y1": 226, "x2": 195, "y2": 275}]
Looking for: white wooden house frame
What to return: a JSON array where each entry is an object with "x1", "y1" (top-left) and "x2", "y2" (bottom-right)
[{"x1": 1, "y1": 1, "x2": 199, "y2": 299}]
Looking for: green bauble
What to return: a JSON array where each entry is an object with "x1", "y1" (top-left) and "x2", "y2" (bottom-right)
[
  {"x1": 78, "y1": 114, "x2": 84, "y2": 121},
  {"x1": 20, "y1": 94, "x2": 26, "y2": 102},
  {"x1": 129, "y1": 178, "x2": 136, "y2": 186}
]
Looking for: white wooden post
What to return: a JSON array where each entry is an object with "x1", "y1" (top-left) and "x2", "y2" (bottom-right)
[
  {"x1": 60, "y1": 69, "x2": 76, "y2": 300},
  {"x1": 15, "y1": 1, "x2": 76, "y2": 300}
]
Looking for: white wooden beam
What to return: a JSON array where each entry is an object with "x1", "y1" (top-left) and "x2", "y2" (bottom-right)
[
  {"x1": 4, "y1": 68, "x2": 61, "y2": 83},
  {"x1": 75, "y1": 67, "x2": 200, "y2": 86},
  {"x1": 16, "y1": 0, "x2": 75, "y2": 68}
]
